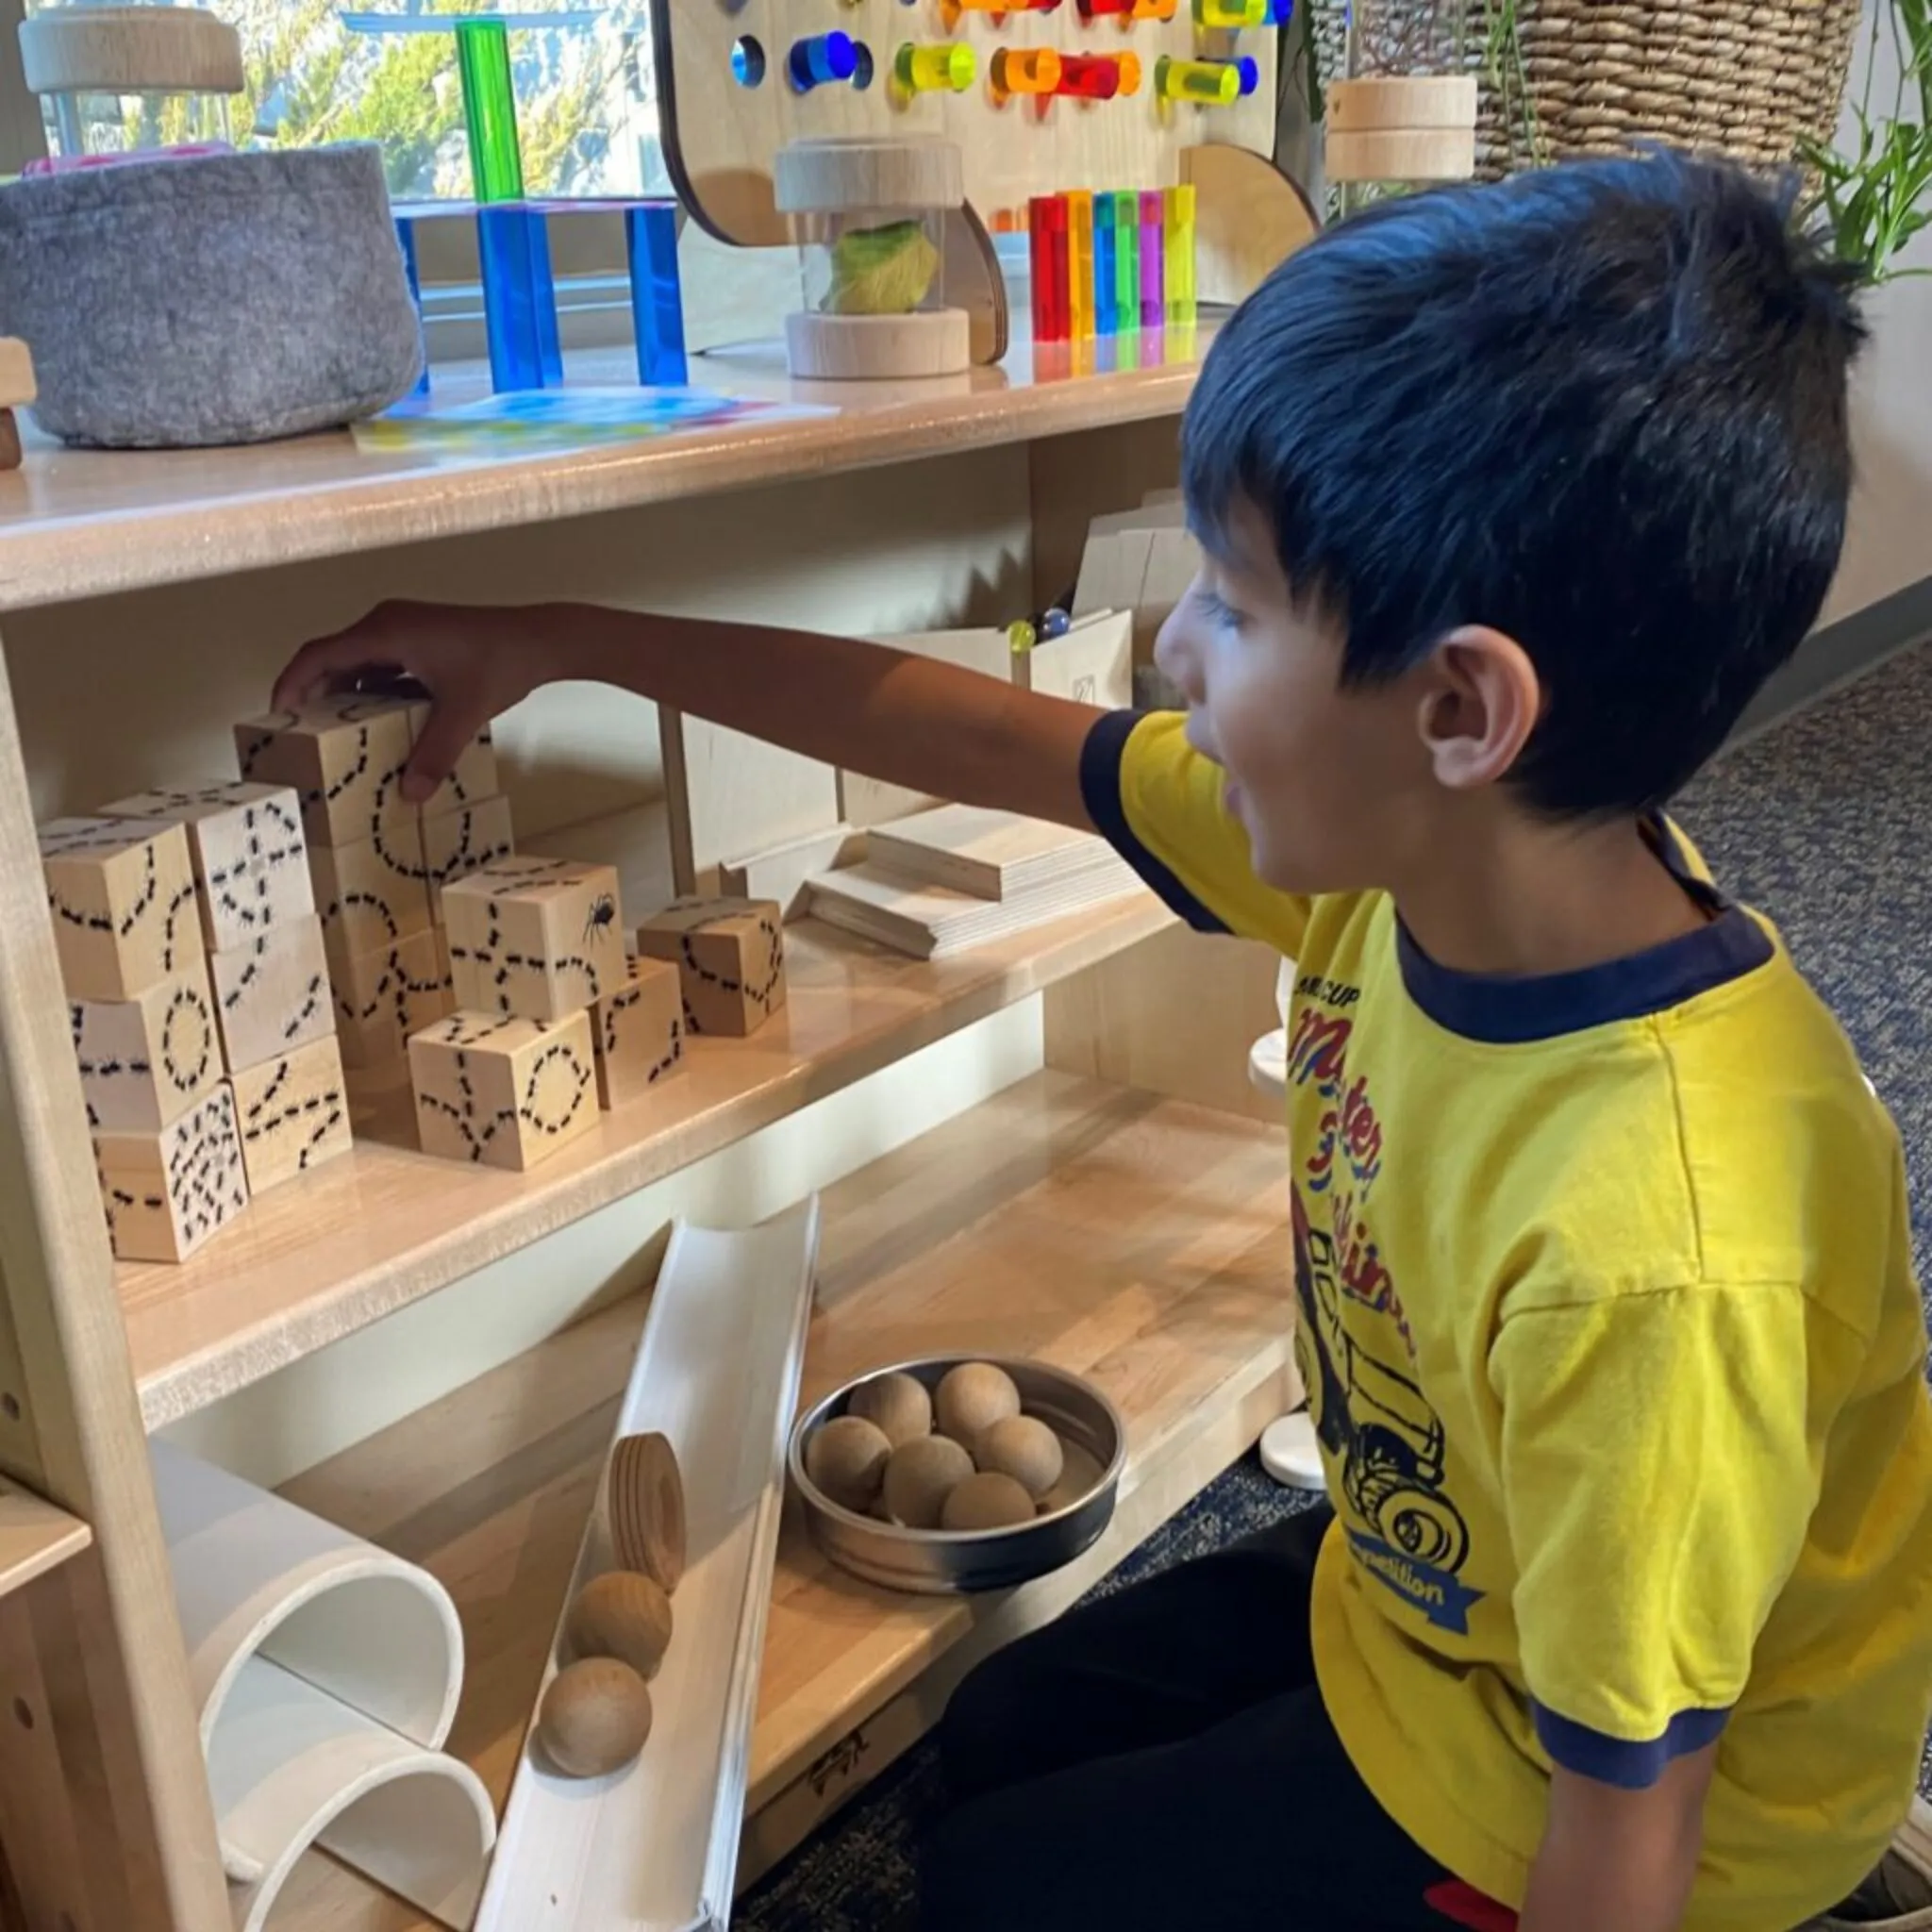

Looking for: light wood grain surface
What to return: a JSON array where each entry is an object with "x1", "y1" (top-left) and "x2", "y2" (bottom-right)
[
  {"x1": 0, "y1": 337, "x2": 1211, "y2": 618},
  {"x1": 0, "y1": 1478, "x2": 90, "y2": 1600},
  {"x1": 125, "y1": 898, "x2": 1173, "y2": 1431},
  {"x1": 268, "y1": 1068, "x2": 1291, "y2": 1929}
]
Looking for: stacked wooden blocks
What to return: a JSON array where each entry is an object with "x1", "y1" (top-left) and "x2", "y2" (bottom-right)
[
  {"x1": 634, "y1": 897, "x2": 788, "y2": 1039},
  {"x1": 233, "y1": 695, "x2": 512, "y2": 1093},
  {"x1": 409, "y1": 857, "x2": 686, "y2": 1171}
]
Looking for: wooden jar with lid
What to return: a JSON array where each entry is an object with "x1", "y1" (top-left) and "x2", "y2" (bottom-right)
[{"x1": 774, "y1": 136, "x2": 971, "y2": 380}]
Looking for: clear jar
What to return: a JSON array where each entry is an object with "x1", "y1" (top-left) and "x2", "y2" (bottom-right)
[
  {"x1": 794, "y1": 206, "x2": 948, "y2": 319},
  {"x1": 1341, "y1": 0, "x2": 1474, "y2": 79},
  {"x1": 39, "y1": 85, "x2": 231, "y2": 159}
]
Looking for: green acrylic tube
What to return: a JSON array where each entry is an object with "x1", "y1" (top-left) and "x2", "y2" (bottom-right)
[
  {"x1": 1112, "y1": 191, "x2": 1139, "y2": 327},
  {"x1": 457, "y1": 18, "x2": 525, "y2": 204}
]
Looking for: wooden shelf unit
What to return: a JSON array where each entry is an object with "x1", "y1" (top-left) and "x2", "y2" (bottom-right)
[
  {"x1": 125, "y1": 897, "x2": 1172, "y2": 1431},
  {"x1": 0, "y1": 337, "x2": 1291, "y2": 1932},
  {"x1": 267, "y1": 1072, "x2": 1294, "y2": 1929},
  {"x1": 0, "y1": 1480, "x2": 91, "y2": 1603}
]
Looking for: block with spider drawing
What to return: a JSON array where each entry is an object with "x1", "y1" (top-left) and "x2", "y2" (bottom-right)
[
  {"x1": 208, "y1": 914, "x2": 334, "y2": 1075},
  {"x1": 102, "y1": 781, "x2": 314, "y2": 954},
  {"x1": 228, "y1": 1033, "x2": 352, "y2": 1193},
  {"x1": 633, "y1": 896, "x2": 787, "y2": 1038},
  {"x1": 233, "y1": 694, "x2": 418, "y2": 849},
  {"x1": 39, "y1": 815, "x2": 204, "y2": 1002},
  {"x1": 93, "y1": 1083, "x2": 248, "y2": 1263},
  {"x1": 70, "y1": 959, "x2": 223, "y2": 1133},
  {"x1": 331, "y1": 926, "x2": 454, "y2": 1069},
  {"x1": 408, "y1": 1008, "x2": 597, "y2": 1171},
  {"x1": 440, "y1": 856, "x2": 626, "y2": 1023},
  {"x1": 591, "y1": 957, "x2": 684, "y2": 1109}
]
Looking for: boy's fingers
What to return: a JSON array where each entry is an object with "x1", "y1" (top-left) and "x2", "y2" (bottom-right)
[
  {"x1": 400, "y1": 704, "x2": 482, "y2": 804},
  {"x1": 271, "y1": 631, "x2": 378, "y2": 712}
]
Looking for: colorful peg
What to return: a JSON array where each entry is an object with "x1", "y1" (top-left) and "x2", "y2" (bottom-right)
[
  {"x1": 1055, "y1": 51, "x2": 1141, "y2": 98},
  {"x1": 991, "y1": 46, "x2": 1061, "y2": 96},
  {"x1": 456, "y1": 18, "x2": 525, "y2": 204},
  {"x1": 1155, "y1": 54, "x2": 1241, "y2": 104},
  {"x1": 789, "y1": 31, "x2": 858, "y2": 91},
  {"x1": 1066, "y1": 189, "x2": 1094, "y2": 339},
  {"x1": 894, "y1": 41, "x2": 976, "y2": 92},
  {"x1": 1029, "y1": 192, "x2": 1069, "y2": 342},
  {"x1": 1139, "y1": 188, "x2": 1165, "y2": 326},
  {"x1": 1078, "y1": 0, "x2": 1136, "y2": 15},
  {"x1": 950, "y1": 0, "x2": 1063, "y2": 13},
  {"x1": 1112, "y1": 190, "x2": 1139, "y2": 325},
  {"x1": 1236, "y1": 54, "x2": 1260, "y2": 93},
  {"x1": 1165, "y1": 183, "x2": 1196, "y2": 325},
  {"x1": 1192, "y1": 0, "x2": 1269, "y2": 25},
  {"x1": 1093, "y1": 195, "x2": 1117, "y2": 335},
  {"x1": 1126, "y1": 0, "x2": 1181, "y2": 21}
]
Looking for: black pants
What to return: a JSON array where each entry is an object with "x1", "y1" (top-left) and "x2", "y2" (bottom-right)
[{"x1": 923, "y1": 1506, "x2": 1487, "y2": 1932}]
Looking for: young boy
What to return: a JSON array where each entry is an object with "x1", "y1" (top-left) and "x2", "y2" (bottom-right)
[{"x1": 275, "y1": 152, "x2": 1932, "y2": 1930}]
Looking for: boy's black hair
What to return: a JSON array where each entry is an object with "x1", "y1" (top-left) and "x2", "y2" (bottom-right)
[{"x1": 1181, "y1": 151, "x2": 1867, "y2": 818}]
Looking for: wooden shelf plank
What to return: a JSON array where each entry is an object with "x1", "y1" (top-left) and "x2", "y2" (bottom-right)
[
  {"x1": 0, "y1": 336, "x2": 1210, "y2": 617},
  {"x1": 263, "y1": 1070, "x2": 1291, "y2": 1930},
  {"x1": 125, "y1": 898, "x2": 1173, "y2": 1431},
  {"x1": 0, "y1": 1478, "x2": 92, "y2": 1601}
]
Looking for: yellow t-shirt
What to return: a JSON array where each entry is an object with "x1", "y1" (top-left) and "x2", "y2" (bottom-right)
[{"x1": 1083, "y1": 708, "x2": 1932, "y2": 1929}]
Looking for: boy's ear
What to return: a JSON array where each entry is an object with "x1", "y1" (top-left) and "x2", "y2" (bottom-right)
[{"x1": 1413, "y1": 625, "x2": 1542, "y2": 791}]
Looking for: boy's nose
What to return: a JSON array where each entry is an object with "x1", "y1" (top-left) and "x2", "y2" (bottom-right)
[{"x1": 1153, "y1": 601, "x2": 1201, "y2": 704}]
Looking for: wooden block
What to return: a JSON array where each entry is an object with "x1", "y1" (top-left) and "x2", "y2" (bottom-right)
[
  {"x1": 1324, "y1": 126, "x2": 1477, "y2": 184},
  {"x1": 208, "y1": 913, "x2": 332, "y2": 1074},
  {"x1": 102, "y1": 781, "x2": 314, "y2": 953},
  {"x1": 68, "y1": 959, "x2": 222, "y2": 1133},
  {"x1": 93, "y1": 1084, "x2": 247, "y2": 1263},
  {"x1": 1325, "y1": 75, "x2": 1478, "y2": 132},
  {"x1": 441, "y1": 856, "x2": 626, "y2": 1022},
  {"x1": 408, "y1": 1008, "x2": 597, "y2": 1171},
  {"x1": 0, "y1": 338, "x2": 35, "y2": 410},
  {"x1": 38, "y1": 815, "x2": 204, "y2": 1001},
  {"x1": 1020, "y1": 609, "x2": 1134, "y2": 711},
  {"x1": 330, "y1": 925, "x2": 453, "y2": 1069},
  {"x1": 420, "y1": 793, "x2": 515, "y2": 920},
  {"x1": 233, "y1": 695, "x2": 417, "y2": 849},
  {"x1": 591, "y1": 958, "x2": 684, "y2": 1109},
  {"x1": 412, "y1": 724, "x2": 500, "y2": 822},
  {"x1": 309, "y1": 823, "x2": 432, "y2": 979},
  {"x1": 717, "y1": 824, "x2": 864, "y2": 922},
  {"x1": 227, "y1": 1034, "x2": 352, "y2": 1194},
  {"x1": 633, "y1": 896, "x2": 787, "y2": 1038}
]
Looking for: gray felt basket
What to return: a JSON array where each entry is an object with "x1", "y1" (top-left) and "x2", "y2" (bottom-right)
[{"x1": 0, "y1": 143, "x2": 424, "y2": 449}]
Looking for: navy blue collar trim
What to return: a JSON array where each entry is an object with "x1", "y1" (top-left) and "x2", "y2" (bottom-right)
[{"x1": 1394, "y1": 822, "x2": 1774, "y2": 1045}]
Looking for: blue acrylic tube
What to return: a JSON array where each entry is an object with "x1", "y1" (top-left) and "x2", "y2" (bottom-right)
[
  {"x1": 1093, "y1": 195, "x2": 1118, "y2": 337},
  {"x1": 393, "y1": 214, "x2": 430, "y2": 396},
  {"x1": 625, "y1": 201, "x2": 688, "y2": 387},
  {"x1": 476, "y1": 203, "x2": 563, "y2": 391},
  {"x1": 790, "y1": 31, "x2": 858, "y2": 92}
]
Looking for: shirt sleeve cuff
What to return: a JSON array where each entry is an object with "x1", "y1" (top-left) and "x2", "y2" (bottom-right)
[
  {"x1": 1078, "y1": 709, "x2": 1230, "y2": 936},
  {"x1": 1532, "y1": 1701, "x2": 1731, "y2": 1791}
]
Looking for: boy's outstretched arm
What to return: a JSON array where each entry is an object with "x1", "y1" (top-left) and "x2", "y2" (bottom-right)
[
  {"x1": 273, "y1": 600, "x2": 1098, "y2": 830},
  {"x1": 1519, "y1": 1746, "x2": 1717, "y2": 1932}
]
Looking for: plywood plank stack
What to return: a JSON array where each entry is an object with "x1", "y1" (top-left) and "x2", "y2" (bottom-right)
[{"x1": 807, "y1": 805, "x2": 1140, "y2": 959}]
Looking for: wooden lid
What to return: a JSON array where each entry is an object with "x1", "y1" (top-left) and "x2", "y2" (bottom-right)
[
  {"x1": 19, "y1": 6, "x2": 244, "y2": 96},
  {"x1": 774, "y1": 138, "x2": 965, "y2": 215},
  {"x1": 1326, "y1": 75, "x2": 1478, "y2": 134}
]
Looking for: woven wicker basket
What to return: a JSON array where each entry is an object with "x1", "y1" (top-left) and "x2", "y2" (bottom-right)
[{"x1": 1312, "y1": 1, "x2": 1863, "y2": 179}]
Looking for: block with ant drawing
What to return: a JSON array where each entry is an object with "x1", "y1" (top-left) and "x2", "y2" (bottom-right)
[
  {"x1": 233, "y1": 694, "x2": 418, "y2": 849},
  {"x1": 440, "y1": 856, "x2": 625, "y2": 1023},
  {"x1": 591, "y1": 957, "x2": 684, "y2": 1109},
  {"x1": 93, "y1": 1083, "x2": 248, "y2": 1263},
  {"x1": 39, "y1": 816, "x2": 204, "y2": 1002},
  {"x1": 408, "y1": 1008, "x2": 597, "y2": 1171},
  {"x1": 227, "y1": 1033, "x2": 352, "y2": 1193},
  {"x1": 410, "y1": 722, "x2": 500, "y2": 824},
  {"x1": 420, "y1": 793, "x2": 515, "y2": 922},
  {"x1": 70, "y1": 959, "x2": 223, "y2": 1133},
  {"x1": 309, "y1": 822, "x2": 432, "y2": 982},
  {"x1": 102, "y1": 782, "x2": 314, "y2": 955},
  {"x1": 633, "y1": 896, "x2": 787, "y2": 1038},
  {"x1": 331, "y1": 926, "x2": 454, "y2": 1069},
  {"x1": 208, "y1": 914, "x2": 334, "y2": 1075}
]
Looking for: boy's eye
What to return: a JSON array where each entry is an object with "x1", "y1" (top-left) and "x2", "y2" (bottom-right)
[{"x1": 1198, "y1": 587, "x2": 1249, "y2": 635}]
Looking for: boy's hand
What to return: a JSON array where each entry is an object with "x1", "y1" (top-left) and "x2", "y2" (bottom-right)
[
  {"x1": 273, "y1": 600, "x2": 547, "y2": 805},
  {"x1": 1519, "y1": 1746, "x2": 1717, "y2": 1932}
]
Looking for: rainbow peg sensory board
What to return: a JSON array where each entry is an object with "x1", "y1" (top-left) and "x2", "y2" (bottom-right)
[{"x1": 1025, "y1": 182, "x2": 1194, "y2": 342}]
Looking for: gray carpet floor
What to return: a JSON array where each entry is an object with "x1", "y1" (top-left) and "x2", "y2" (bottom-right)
[{"x1": 738, "y1": 641, "x2": 1931, "y2": 1931}]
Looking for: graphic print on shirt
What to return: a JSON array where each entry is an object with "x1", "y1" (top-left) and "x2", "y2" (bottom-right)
[{"x1": 1290, "y1": 983, "x2": 1482, "y2": 1637}]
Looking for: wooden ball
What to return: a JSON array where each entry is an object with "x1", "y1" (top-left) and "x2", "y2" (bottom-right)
[
  {"x1": 941, "y1": 1471, "x2": 1037, "y2": 1532},
  {"x1": 564, "y1": 1570, "x2": 673, "y2": 1682},
  {"x1": 537, "y1": 1657, "x2": 653, "y2": 1778},
  {"x1": 846, "y1": 1372, "x2": 933, "y2": 1448},
  {"x1": 934, "y1": 1362, "x2": 1021, "y2": 1447},
  {"x1": 805, "y1": 1414, "x2": 893, "y2": 1511},
  {"x1": 882, "y1": 1433, "x2": 974, "y2": 1529},
  {"x1": 974, "y1": 1415, "x2": 1065, "y2": 1502}
]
